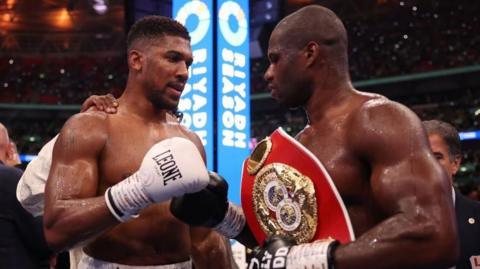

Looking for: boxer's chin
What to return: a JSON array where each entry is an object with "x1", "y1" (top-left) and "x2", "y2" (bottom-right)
[
  {"x1": 272, "y1": 92, "x2": 288, "y2": 106},
  {"x1": 277, "y1": 97, "x2": 301, "y2": 109},
  {"x1": 148, "y1": 91, "x2": 178, "y2": 111}
]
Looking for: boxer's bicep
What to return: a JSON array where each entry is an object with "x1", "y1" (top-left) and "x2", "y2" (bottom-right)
[
  {"x1": 43, "y1": 113, "x2": 112, "y2": 252},
  {"x1": 369, "y1": 142, "x2": 450, "y2": 218},
  {"x1": 368, "y1": 118, "x2": 450, "y2": 215},
  {"x1": 336, "y1": 101, "x2": 458, "y2": 268},
  {"x1": 351, "y1": 99, "x2": 447, "y2": 214},
  {"x1": 45, "y1": 113, "x2": 106, "y2": 204},
  {"x1": 366, "y1": 114, "x2": 456, "y2": 248}
]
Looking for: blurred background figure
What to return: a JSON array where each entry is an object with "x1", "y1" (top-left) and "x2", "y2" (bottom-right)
[
  {"x1": 0, "y1": 122, "x2": 51, "y2": 268},
  {"x1": 423, "y1": 119, "x2": 480, "y2": 269},
  {"x1": 6, "y1": 140, "x2": 21, "y2": 167}
]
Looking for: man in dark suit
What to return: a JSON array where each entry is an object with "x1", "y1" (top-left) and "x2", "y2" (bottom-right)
[
  {"x1": 424, "y1": 120, "x2": 480, "y2": 269},
  {"x1": 0, "y1": 122, "x2": 51, "y2": 268}
]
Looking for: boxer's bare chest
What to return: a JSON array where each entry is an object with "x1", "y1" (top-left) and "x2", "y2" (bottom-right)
[
  {"x1": 98, "y1": 117, "x2": 187, "y2": 192},
  {"x1": 297, "y1": 120, "x2": 384, "y2": 236},
  {"x1": 86, "y1": 115, "x2": 193, "y2": 263}
]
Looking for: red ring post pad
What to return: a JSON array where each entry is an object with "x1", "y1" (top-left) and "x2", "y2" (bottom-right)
[{"x1": 241, "y1": 127, "x2": 355, "y2": 244}]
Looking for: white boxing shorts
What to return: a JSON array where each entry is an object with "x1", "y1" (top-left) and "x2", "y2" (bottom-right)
[{"x1": 77, "y1": 252, "x2": 192, "y2": 269}]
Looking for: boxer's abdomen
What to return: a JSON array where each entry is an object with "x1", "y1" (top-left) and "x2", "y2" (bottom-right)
[{"x1": 85, "y1": 203, "x2": 192, "y2": 265}]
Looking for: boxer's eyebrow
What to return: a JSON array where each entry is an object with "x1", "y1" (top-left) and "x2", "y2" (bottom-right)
[
  {"x1": 268, "y1": 52, "x2": 279, "y2": 63},
  {"x1": 433, "y1": 152, "x2": 444, "y2": 160},
  {"x1": 165, "y1": 51, "x2": 193, "y2": 68}
]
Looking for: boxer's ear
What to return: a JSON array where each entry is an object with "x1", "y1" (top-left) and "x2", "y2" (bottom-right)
[
  {"x1": 304, "y1": 41, "x2": 321, "y2": 67},
  {"x1": 128, "y1": 49, "x2": 143, "y2": 72}
]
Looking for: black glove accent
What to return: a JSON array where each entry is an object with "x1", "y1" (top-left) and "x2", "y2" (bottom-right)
[
  {"x1": 248, "y1": 235, "x2": 295, "y2": 269},
  {"x1": 170, "y1": 171, "x2": 229, "y2": 227}
]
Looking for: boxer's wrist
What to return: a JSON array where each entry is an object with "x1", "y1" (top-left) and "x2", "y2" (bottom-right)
[
  {"x1": 327, "y1": 240, "x2": 339, "y2": 269},
  {"x1": 214, "y1": 202, "x2": 246, "y2": 238},
  {"x1": 105, "y1": 137, "x2": 210, "y2": 223},
  {"x1": 105, "y1": 173, "x2": 151, "y2": 222},
  {"x1": 286, "y1": 239, "x2": 338, "y2": 269}
]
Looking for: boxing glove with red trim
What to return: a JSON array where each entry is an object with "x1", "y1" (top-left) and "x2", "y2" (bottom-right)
[
  {"x1": 105, "y1": 137, "x2": 209, "y2": 222},
  {"x1": 170, "y1": 171, "x2": 246, "y2": 238},
  {"x1": 248, "y1": 235, "x2": 339, "y2": 269}
]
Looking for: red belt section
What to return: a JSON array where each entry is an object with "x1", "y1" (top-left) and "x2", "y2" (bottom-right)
[{"x1": 241, "y1": 127, "x2": 355, "y2": 244}]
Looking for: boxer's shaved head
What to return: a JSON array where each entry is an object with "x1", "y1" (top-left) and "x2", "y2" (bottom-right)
[
  {"x1": 275, "y1": 5, "x2": 347, "y2": 50},
  {"x1": 270, "y1": 5, "x2": 349, "y2": 75},
  {"x1": 265, "y1": 5, "x2": 351, "y2": 107}
]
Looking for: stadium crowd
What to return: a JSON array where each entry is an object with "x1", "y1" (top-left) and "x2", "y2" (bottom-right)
[
  {"x1": 1, "y1": 0, "x2": 479, "y2": 200},
  {"x1": 0, "y1": 56, "x2": 126, "y2": 104},
  {"x1": 251, "y1": 0, "x2": 480, "y2": 94}
]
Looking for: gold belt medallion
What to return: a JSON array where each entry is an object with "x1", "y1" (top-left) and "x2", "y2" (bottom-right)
[{"x1": 252, "y1": 163, "x2": 318, "y2": 244}]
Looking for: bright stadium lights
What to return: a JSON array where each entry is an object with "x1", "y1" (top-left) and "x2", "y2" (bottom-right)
[{"x1": 90, "y1": 0, "x2": 108, "y2": 15}]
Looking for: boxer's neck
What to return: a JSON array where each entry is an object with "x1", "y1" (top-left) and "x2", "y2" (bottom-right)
[
  {"x1": 116, "y1": 93, "x2": 169, "y2": 123},
  {"x1": 304, "y1": 82, "x2": 355, "y2": 124}
]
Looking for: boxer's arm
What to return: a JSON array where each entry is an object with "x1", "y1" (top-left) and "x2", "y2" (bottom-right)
[
  {"x1": 232, "y1": 225, "x2": 257, "y2": 248},
  {"x1": 334, "y1": 101, "x2": 458, "y2": 269},
  {"x1": 17, "y1": 95, "x2": 117, "y2": 217},
  {"x1": 43, "y1": 112, "x2": 117, "y2": 253},
  {"x1": 174, "y1": 128, "x2": 259, "y2": 248},
  {"x1": 185, "y1": 131, "x2": 237, "y2": 269}
]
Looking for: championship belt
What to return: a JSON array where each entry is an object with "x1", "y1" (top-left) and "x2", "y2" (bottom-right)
[{"x1": 241, "y1": 127, "x2": 355, "y2": 245}]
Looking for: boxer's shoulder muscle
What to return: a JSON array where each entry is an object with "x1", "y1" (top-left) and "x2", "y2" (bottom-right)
[
  {"x1": 55, "y1": 111, "x2": 109, "y2": 161},
  {"x1": 347, "y1": 96, "x2": 427, "y2": 160},
  {"x1": 46, "y1": 111, "x2": 109, "y2": 202}
]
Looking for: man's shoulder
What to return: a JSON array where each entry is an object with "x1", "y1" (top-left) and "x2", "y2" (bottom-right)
[
  {"x1": 0, "y1": 164, "x2": 23, "y2": 186},
  {"x1": 61, "y1": 111, "x2": 109, "y2": 137},
  {"x1": 56, "y1": 111, "x2": 110, "y2": 152},
  {"x1": 352, "y1": 94, "x2": 409, "y2": 117},
  {"x1": 346, "y1": 92, "x2": 426, "y2": 156},
  {"x1": 456, "y1": 192, "x2": 480, "y2": 213},
  {"x1": 348, "y1": 93, "x2": 419, "y2": 133},
  {"x1": 66, "y1": 111, "x2": 109, "y2": 126},
  {"x1": 0, "y1": 164, "x2": 22, "y2": 177}
]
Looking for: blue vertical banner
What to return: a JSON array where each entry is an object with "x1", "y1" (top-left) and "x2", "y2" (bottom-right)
[
  {"x1": 173, "y1": 0, "x2": 215, "y2": 170},
  {"x1": 216, "y1": 0, "x2": 250, "y2": 204}
]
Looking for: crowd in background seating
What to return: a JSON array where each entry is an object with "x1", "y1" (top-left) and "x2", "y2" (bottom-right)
[
  {"x1": 251, "y1": 0, "x2": 480, "y2": 94},
  {"x1": 1, "y1": 0, "x2": 479, "y2": 199},
  {"x1": 0, "y1": 56, "x2": 126, "y2": 104}
]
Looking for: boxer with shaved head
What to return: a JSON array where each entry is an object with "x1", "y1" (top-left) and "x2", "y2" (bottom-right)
[
  {"x1": 250, "y1": 5, "x2": 458, "y2": 268},
  {"x1": 171, "y1": 5, "x2": 459, "y2": 269}
]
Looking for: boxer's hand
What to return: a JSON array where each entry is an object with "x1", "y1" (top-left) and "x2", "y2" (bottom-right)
[
  {"x1": 248, "y1": 235, "x2": 339, "y2": 269},
  {"x1": 105, "y1": 137, "x2": 209, "y2": 222},
  {"x1": 80, "y1": 94, "x2": 118, "y2": 113},
  {"x1": 249, "y1": 235, "x2": 294, "y2": 269},
  {"x1": 170, "y1": 172, "x2": 246, "y2": 238}
]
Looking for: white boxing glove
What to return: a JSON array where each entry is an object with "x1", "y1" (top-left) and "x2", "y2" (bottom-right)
[{"x1": 105, "y1": 137, "x2": 209, "y2": 222}]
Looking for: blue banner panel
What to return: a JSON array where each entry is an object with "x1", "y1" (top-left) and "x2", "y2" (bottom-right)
[
  {"x1": 460, "y1": 130, "x2": 480, "y2": 140},
  {"x1": 173, "y1": 0, "x2": 215, "y2": 170},
  {"x1": 216, "y1": 0, "x2": 250, "y2": 204}
]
